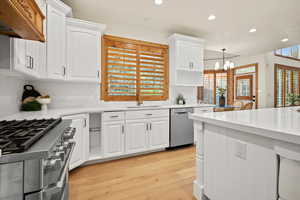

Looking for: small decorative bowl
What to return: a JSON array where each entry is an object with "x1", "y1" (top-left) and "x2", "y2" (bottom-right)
[{"x1": 36, "y1": 98, "x2": 51, "y2": 112}]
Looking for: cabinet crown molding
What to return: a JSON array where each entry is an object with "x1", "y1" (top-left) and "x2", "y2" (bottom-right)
[
  {"x1": 66, "y1": 18, "x2": 106, "y2": 33},
  {"x1": 168, "y1": 33, "x2": 205, "y2": 44},
  {"x1": 46, "y1": 0, "x2": 72, "y2": 15}
]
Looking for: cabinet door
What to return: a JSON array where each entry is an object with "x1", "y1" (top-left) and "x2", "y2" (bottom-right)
[
  {"x1": 64, "y1": 114, "x2": 89, "y2": 170},
  {"x1": 148, "y1": 118, "x2": 169, "y2": 150},
  {"x1": 13, "y1": 39, "x2": 31, "y2": 75},
  {"x1": 47, "y1": 5, "x2": 66, "y2": 80},
  {"x1": 67, "y1": 26, "x2": 100, "y2": 82},
  {"x1": 177, "y1": 41, "x2": 203, "y2": 71},
  {"x1": 103, "y1": 121, "x2": 125, "y2": 158},
  {"x1": 69, "y1": 118, "x2": 84, "y2": 170},
  {"x1": 125, "y1": 120, "x2": 148, "y2": 154}
]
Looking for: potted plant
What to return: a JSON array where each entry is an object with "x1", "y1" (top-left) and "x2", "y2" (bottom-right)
[
  {"x1": 287, "y1": 93, "x2": 300, "y2": 106},
  {"x1": 217, "y1": 88, "x2": 227, "y2": 107},
  {"x1": 176, "y1": 94, "x2": 186, "y2": 105}
]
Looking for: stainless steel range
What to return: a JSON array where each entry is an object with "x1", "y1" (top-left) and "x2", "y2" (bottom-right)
[{"x1": 0, "y1": 118, "x2": 75, "y2": 200}]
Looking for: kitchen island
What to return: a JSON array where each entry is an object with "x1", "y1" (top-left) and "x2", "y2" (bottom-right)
[{"x1": 190, "y1": 107, "x2": 300, "y2": 200}]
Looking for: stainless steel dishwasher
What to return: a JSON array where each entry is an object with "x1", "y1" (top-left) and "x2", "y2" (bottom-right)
[{"x1": 169, "y1": 108, "x2": 194, "y2": 147}]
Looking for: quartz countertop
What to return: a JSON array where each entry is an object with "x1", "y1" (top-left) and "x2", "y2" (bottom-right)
[
  {"x1": 189, "y1": 106, "x2": 300, "y2": 145},
  {"x1": 1, "y1": 104, "x2": 215, "y2": 121}
]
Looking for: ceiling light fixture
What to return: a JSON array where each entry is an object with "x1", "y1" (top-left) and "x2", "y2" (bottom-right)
[
  {"x1": 154, "y1": 0, "x2": 163, "y2": 5},
  {"x1": 212, "y1": 49, "x2": 237, "y2": 71},
  {"x1": 208, "y1": 14, "x2": 216, "y2": 21},
  {"x1": 281, "y1": 38, "x2": 289, "y2": 42},
  {"x1": 249, "y1": 28, "x2": 257, "y2": 33}
]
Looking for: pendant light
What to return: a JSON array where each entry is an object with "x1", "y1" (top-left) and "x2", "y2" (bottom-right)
[{"x1": 214, "y1": 48, "x2": 235, "y2": 71}]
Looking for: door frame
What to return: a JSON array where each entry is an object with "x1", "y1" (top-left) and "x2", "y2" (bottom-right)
[{"x1": 230, "y1": 63, "x2": 259, "y2": 109}]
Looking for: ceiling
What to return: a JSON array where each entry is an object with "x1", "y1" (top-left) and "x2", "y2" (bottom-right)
[{"x1": 63, "y1": 0, "x2": 300, "y2": 56}]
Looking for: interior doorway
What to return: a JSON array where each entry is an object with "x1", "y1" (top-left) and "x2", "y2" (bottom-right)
[{"x1": 229, "y1": 63, "x2": 259, "y2": 109}]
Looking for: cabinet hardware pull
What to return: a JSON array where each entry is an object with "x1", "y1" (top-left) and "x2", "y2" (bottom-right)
[
  {"x1": 26, "y1": 56, "x2": 31, "y2": 69},
  {"x1": 150, "y1": 123, "x2": 152, "y2": 131},
  {"x1": 146, "y1": 123, "x2": 149, "y2": 131},
  {"x1": 145, "y1": 113, "x2": 153, "y2": 116},
  {"x1": 110, "y1": 115, "x2": 119, "y2": 118},
  {"x1": 97, "y1": 70, "x2": 100, "y2": 78},
  {"x1": 30, "y1": 56, "x2": 33, "y2": 69},
  {"x1": 84, "y1": 119, "x2": 87, "y2": 128},
  {"x1": 63, "y1": 66, "x2": 66, "y2": 76},
  {"x1": 121, "y1": 125, "x2": 125, "y2": 134},
  {"x1": 31, "y1": 57, "x2": 34, "y2": 69}
]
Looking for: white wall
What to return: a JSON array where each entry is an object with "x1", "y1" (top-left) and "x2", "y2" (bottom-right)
[{"x1": 0, "y1": 75, "x2": 26, "y2": 117}]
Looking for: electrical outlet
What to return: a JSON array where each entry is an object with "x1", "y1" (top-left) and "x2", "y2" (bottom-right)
[{"x1": 234, "y1": 141, "x2": 247, "y2": 160}]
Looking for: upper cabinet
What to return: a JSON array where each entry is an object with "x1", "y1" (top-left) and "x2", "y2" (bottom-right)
[
  {"x1": 66, "y1": 18, "x2": 106, "y2": 82},
  {"x1": 0, "y1": 0, "x2": 106, "y2": 82},
  {"x1": 169, "y1": 34, "x2": 205, "y2": 86},
  {"x1": 46, "y1": 0, "x2": 71, "y2": 80},
  {"x1": 0, "y1": 0, "x2": 45, "y2": 41}
]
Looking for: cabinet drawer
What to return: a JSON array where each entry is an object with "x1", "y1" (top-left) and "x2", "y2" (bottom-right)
[
  {"x1": 103, "y1": 112, "x2": 125, "y2": 122},
  {"x1": 126, "y1": 109, "x2": 169, "y2": 120},
  {"x1": 194, "y1": 107, "x2": 214, "y2": 114}
]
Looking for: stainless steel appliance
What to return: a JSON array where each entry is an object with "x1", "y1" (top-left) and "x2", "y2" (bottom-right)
[
  {"x1": 0, "y1": 118, "x2": 75, "y2": 200},
  {"x1": 169, "y1": 108, "x2": 194, "y2": 147}
]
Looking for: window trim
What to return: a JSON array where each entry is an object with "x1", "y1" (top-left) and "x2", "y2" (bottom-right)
[{"x1": 101, "y1": 35, "x2": 169, "y2": 101}]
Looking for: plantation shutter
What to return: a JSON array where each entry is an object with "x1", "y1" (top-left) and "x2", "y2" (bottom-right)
[
  {"x1": 139, "y1": 45, "x2": 168, "y2": 101},
  {"x1": 102, "y1": 35, "x2": 169, "y2": 101},
  {"x1": 275, "y1": 64, "x2": 300, "y2": 107}
]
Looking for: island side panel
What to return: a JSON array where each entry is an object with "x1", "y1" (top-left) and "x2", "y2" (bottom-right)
[
  {"x1": 202, "y1": 123, "x2": 278, "y2": 200},
  {"x1": 193, "y1": 121, "x2": 205, "y2": 200}
]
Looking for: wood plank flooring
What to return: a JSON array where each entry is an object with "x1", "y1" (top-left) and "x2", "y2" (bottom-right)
[{"x1": 69, "y1": 146, "x2": 197, "y2": 200}]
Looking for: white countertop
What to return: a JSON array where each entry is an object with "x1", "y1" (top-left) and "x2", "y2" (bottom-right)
[
  {"x1": 1, "y1": 104, "x2": 214, "y2": 120},
  {"x1": 190, "y1": 106, "x2": 300, "y2": 145}
]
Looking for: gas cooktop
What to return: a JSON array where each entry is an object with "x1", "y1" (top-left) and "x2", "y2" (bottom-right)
[{"x1": 0, "y1": 118, "x2": 62, "y2": 155}]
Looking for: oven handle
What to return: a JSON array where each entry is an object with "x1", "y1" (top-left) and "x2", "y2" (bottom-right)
[{"x1": 56, "y1": 141, "x2": 75, "y2": 188}]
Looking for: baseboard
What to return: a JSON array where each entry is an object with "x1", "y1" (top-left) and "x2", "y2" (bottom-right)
[
  {"x1": 193, "y1": 180, "x2": 202, "y2": 200},
  {"x1": 83, "y1": 148, "x2": 166, "y2": 166}
]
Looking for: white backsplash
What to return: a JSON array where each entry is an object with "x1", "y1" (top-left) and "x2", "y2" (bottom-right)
[
  {"x1": 0, "y1": 75, "x2": 26, "y2": 117},
  {"x1": 30, "y1": 80, "x2": 198, "y2": 109}
]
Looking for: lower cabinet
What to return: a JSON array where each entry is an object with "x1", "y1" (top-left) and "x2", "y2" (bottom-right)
[
  {"x1": 148, "y1": 118, "x2": 169, "y2": 150},
  {"x1": 125, "y1": 120, "x2": 148, "y2": 154},
  {"x1": 63, "y1": 114, "x2": 89, "y2": 170},
  {"x1": 102, "y1": 121, "x2": 125, "y2": 158},
  {"x1": 102, "y1": 110, "x2": 170, "y2": 159}
]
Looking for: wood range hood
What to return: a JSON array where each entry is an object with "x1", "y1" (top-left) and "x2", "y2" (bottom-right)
[{"x1": 0, "y1": 0, "x2": 45, "y2": 42}]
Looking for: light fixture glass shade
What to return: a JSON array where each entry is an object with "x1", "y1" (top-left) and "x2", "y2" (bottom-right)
[
  {"x1": 215, "y1": 62, "x2": 220, "y2": 70},
  {"x1": 229, "y1": 62, "x2": 235, "y2": 69},
  {"x1": 154, "y1": 0, "x2": 163, "y2": 5}
]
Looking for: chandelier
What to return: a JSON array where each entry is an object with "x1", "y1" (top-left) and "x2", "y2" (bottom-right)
[{"x1": 213, "y1": 48, "x2": 237, "y2": 71}]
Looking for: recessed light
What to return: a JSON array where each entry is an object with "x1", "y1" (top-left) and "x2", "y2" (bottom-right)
[
  {"x1": 249, "y1": 28, "x2": 257, "y2": 33},
  {"x1": 154, "y1": 0, "x2": 163, "y2": 5},
  {"x1": 281, "y1": 38, "x2": 289, "y2": 42},
  {"x1": 208, "y1": 15, "x2": 216, "y2": 21}
]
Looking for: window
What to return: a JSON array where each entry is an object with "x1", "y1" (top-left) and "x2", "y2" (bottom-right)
[
  {"x1": 275, "y1": 64, "x2": 300, "y2": 107},
  {"x1": 235, "y1": 75, "x2": 253, "y2": 100},
  {"x1": 203, "y1": 70, "x2": 227, "y2": 104},
  {"x1": 275, "y1": 45, "x2": 300, "y2": 60},
  {"x1": 101, "y1": 35, "x2": 169, "y2": 101}
]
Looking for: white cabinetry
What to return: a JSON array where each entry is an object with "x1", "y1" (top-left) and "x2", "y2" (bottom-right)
[
  {"x1": 148, "y1": 118, "x2": 169, "y2": 150},
  {"x1": 46, "y1": 0, "x2": 70, "y2": 80},
  {"x1": 101, "y1": 109, "x2": 169, "y2": 160},
  {"x1": 63, "y1": 114, "x2": 89, "y2": 170},
  {"x1": 169, "y1": 34, "x2": 204, "y2": 86},
  {"x1": 66, "y1": 18, "x2": 105, "y2": 82},
  {"x1": 125, "y1": 120, "x2": 148, "y2": 154},
  {"x1": 103, "y1": 121, "x2": 125, "y2": 158}
]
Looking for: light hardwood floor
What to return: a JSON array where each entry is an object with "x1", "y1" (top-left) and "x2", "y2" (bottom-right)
[{"x1": 69, "y1": 146, "x2": 197, "y2": 200}]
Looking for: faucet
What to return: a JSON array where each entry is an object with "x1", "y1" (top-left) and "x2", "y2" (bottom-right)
[{"x1": 137, "y1": 97, "x2": 143, "y2": 106}]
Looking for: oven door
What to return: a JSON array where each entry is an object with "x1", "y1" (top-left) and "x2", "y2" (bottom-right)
[
  {"x1": 0, "y1": 162, "x2": 23, "y2": 200},
  {"x1": 25, "y1": 174, "x2": 68, "y2": 200},
  {"x1": 25, "y1": 142, "x2": 75, "y2": 200}
]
